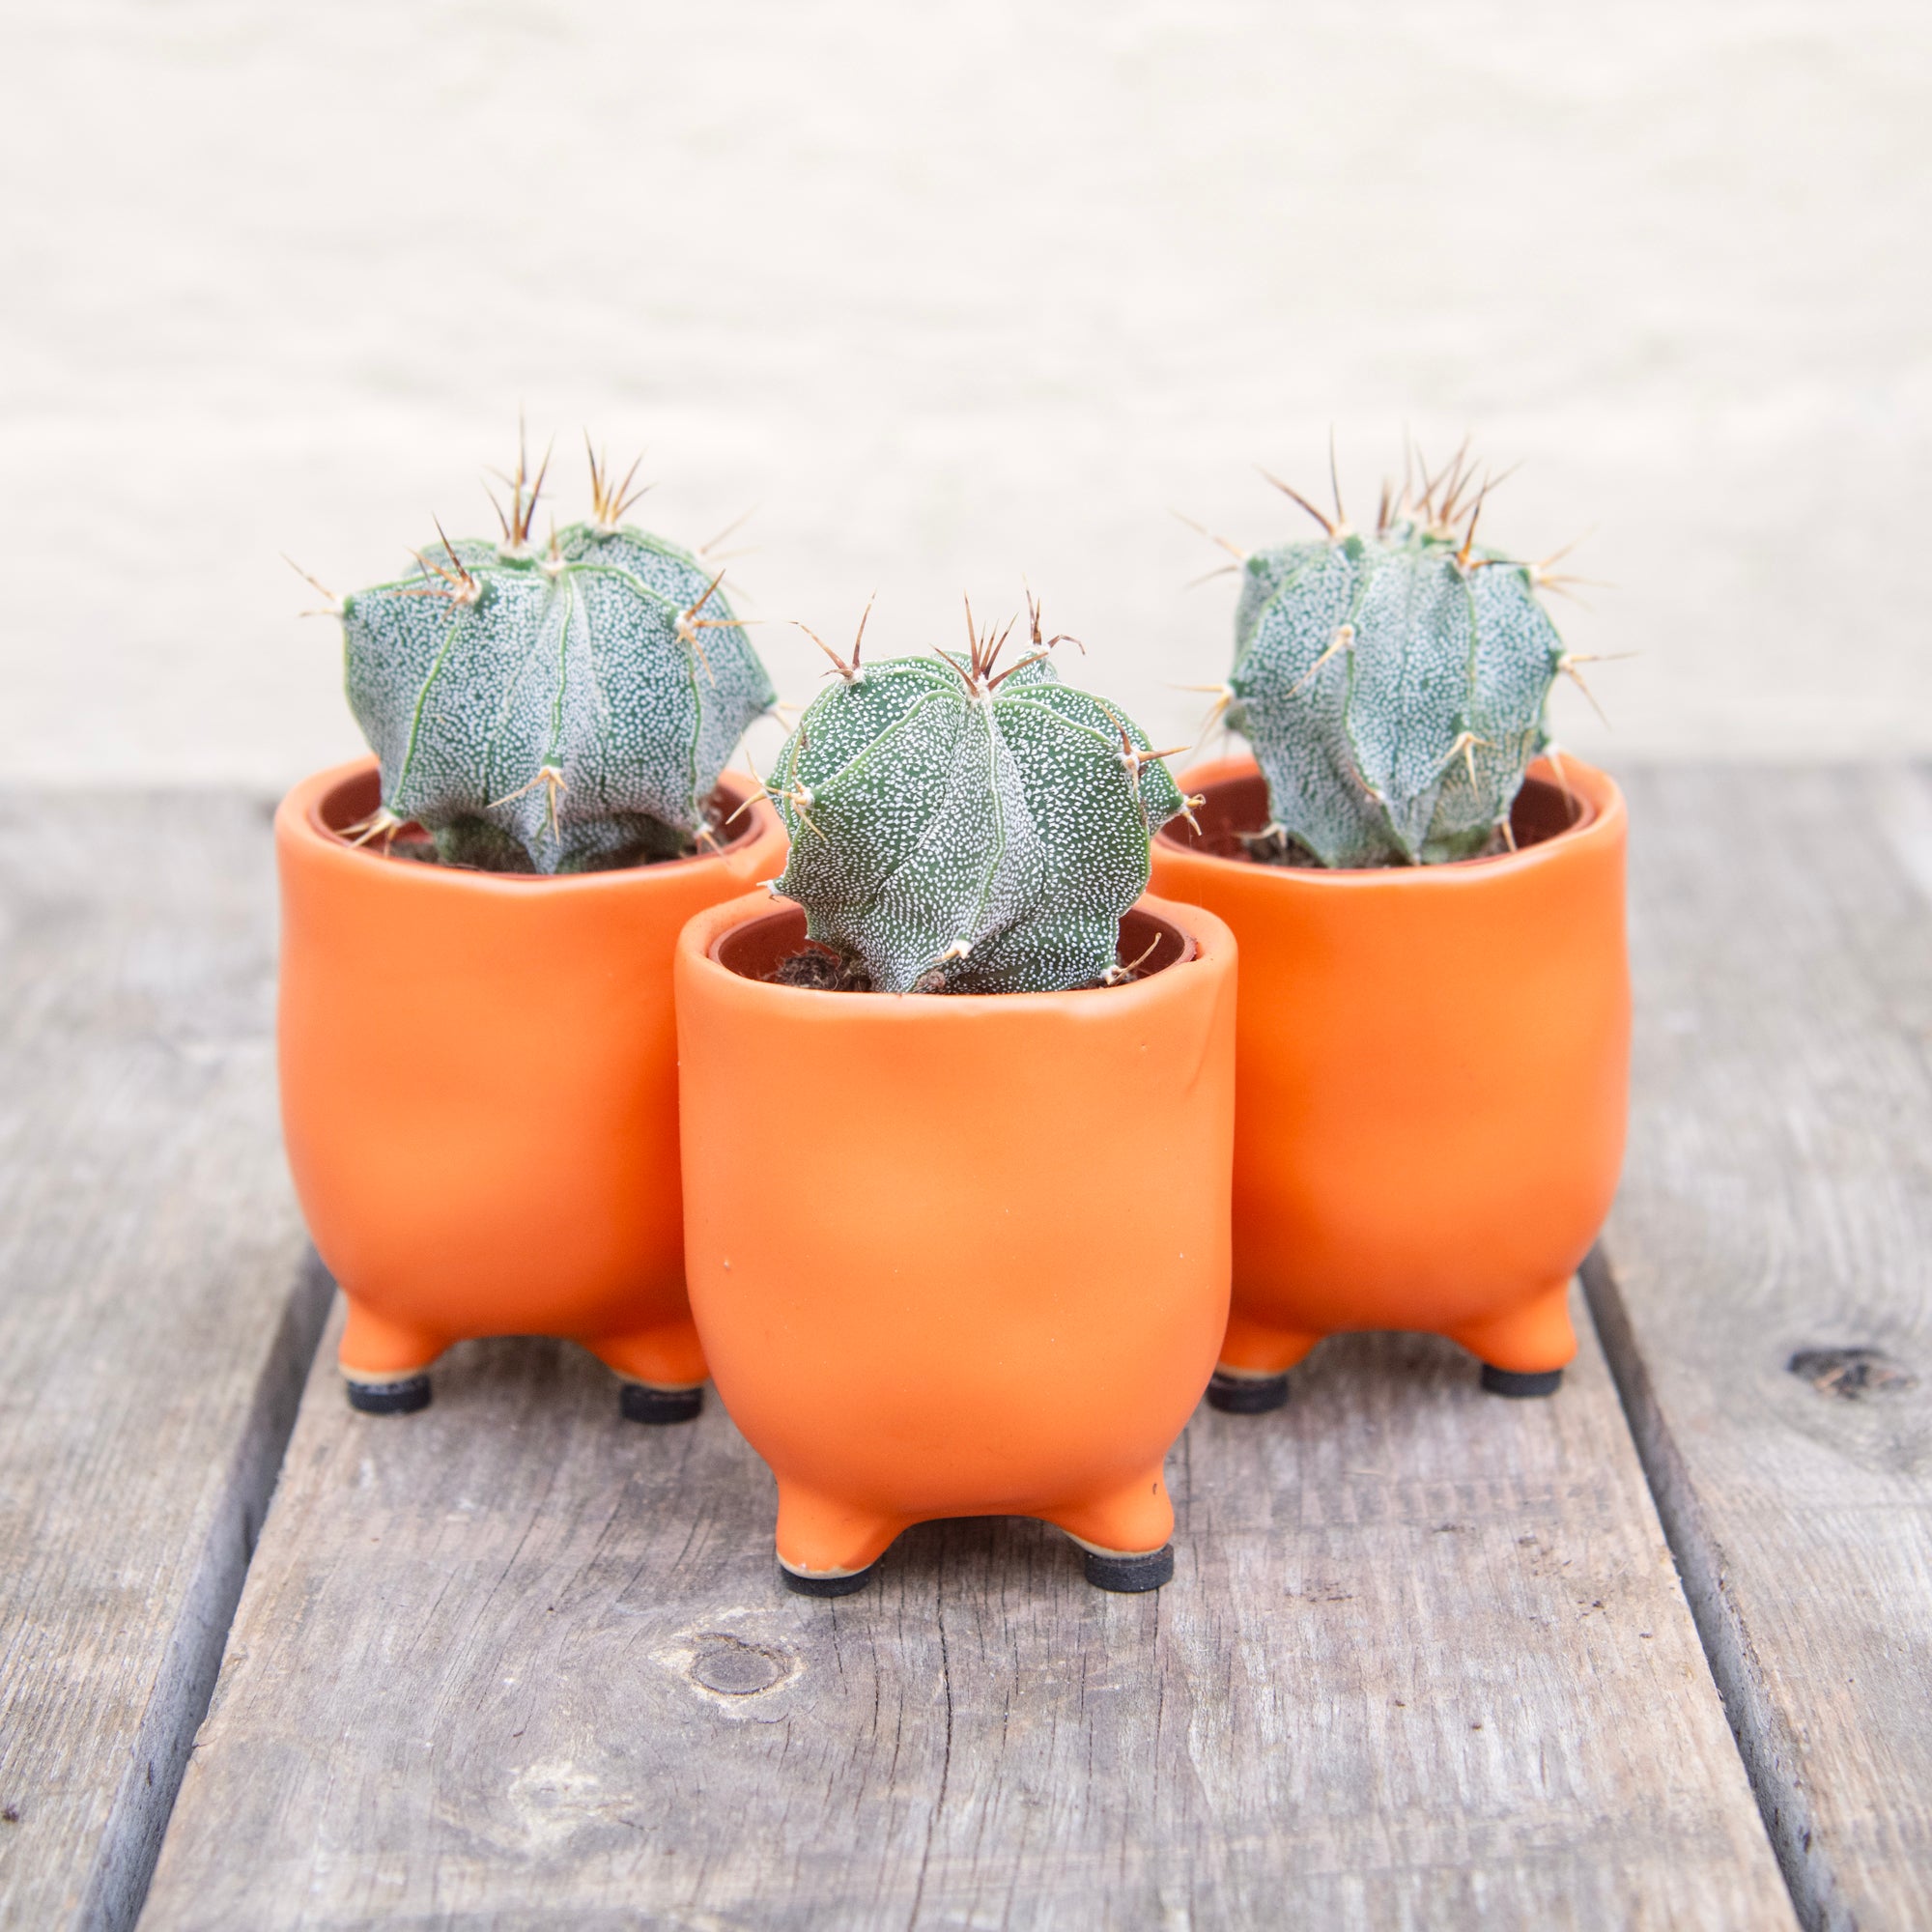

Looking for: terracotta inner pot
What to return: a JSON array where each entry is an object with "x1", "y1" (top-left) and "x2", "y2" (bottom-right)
[
  {"x1": 308, "y1": 766, "x2": 769, "y2": 867},
  {"x1": 1159, "y1": 771, "x2": 1595, "y2": 865},
  {"x1": 710, "y1": 902, "x2": 1197, "y2": 987}
]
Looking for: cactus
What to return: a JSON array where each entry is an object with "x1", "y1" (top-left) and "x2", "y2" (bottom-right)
[
  {"x1": 764, "y1": 597, "x2": 1189, "y2": 993},
  {"x1": 1219, "y1": 446, "x2": 1592, "y2": 867},
  {"x1": 330, "y1": 432, "x2": 776, "y2": 873}
]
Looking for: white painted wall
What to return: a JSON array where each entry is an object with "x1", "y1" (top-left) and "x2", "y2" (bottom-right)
[{"x1": 4, "y1": 0, "x2": 1926, "y2": 786}]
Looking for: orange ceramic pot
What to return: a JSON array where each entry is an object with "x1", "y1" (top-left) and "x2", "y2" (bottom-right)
[
  {"x1": 276, "y1": 757, "x2": 787, "y2": 1417},
  {"x1": 675, "y1": 894, "x2": 1237, "y2": 1594},
  {"x1": 1150, "y1": 754, "x2": 1628, "y2": 1407}
]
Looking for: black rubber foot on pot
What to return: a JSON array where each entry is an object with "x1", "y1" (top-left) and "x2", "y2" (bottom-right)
[
  {"x1": 346, "y1": 1374, "x2": 432, "y2": 1416},
  {"x1": 618, "y1": 1382, "x2": 704, "y2": 1425},
  {"x1": 1084, "y1": 1545, "x2": 1175, "y2": 1593},
  {"x1": 1206, "y1": 1370, "x2": 1291, "y2": 1415},
  {"x1": 1481, "y1": 1364, "x2": 1564, "y2": 1399},
  {"x1": 780, "y1": 1561, "x2": 878, "y2": 1598}
]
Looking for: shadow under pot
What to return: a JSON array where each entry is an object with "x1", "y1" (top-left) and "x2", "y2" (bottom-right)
[
  {"x1": 275, "y1": 756, "x2": 788, "y2": 1419},
  {"x1": 674, "y1": 892, "x2": 1237, "y2": 1597},
  {"x1": 1149, "y1": 754, "x2": 1630, "y2": 1411}
]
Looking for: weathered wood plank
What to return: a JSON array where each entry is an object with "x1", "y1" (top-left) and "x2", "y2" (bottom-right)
[
  {"x1": 1588, "y1": 764, "x2": 1932, "y2": 1932},
  {"x1": 144, "y1": 1286, "x2": 1788, "y2": 1928},
  {"x1": 0, "y1": 793, "x2": 326, "y2": 1931}
]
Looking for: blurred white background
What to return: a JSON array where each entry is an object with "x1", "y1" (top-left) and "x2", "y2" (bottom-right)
[{"x1": 3, "y1": 0, "x2": 1925, "y2": 787}]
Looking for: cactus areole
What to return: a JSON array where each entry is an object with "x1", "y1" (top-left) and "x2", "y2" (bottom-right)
[
  {"x1": 767, "y1": 600, "x2": 1190, "y2": 995},
  {"x1": 339, "y1": 440, "x2": 776, "y2": 875},
  {"x1": 1225, "y1": 457, "x2": 1573, "y2": 868}
]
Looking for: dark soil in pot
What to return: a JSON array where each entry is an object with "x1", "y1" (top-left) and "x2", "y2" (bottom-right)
[
  {"x1": 312, "y1": 766, "x2": 765, "y2": 875},
  {"x1": 1162, "y1": 771, "x2": 1590, "y2": 868},
  {"x1": 722, "y1": 904, "x2": 1195, "y2": 994}
]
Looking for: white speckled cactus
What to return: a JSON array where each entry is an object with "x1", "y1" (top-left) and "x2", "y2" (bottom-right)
[
  {"x1": 767, "y1": 597, "x2": 1188, "y2": 993},
  {"x1": 336, "y1": 433, "x2": 776, "y2": 873},
  {"x1": 1224, "y1": 448, "x2": 1588, "y2": 867}
]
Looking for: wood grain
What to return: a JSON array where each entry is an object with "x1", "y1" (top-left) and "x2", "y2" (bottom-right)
[
  {"x1": 143, "y1": 1288, "x2": 1788, "y2": 1929},
  {"x1": 0, "y1": 793, "x2": 326, "y2": 1931},
  {"x1": 1588, "y1": 765, "x2": 1932, "y2": 1932}
]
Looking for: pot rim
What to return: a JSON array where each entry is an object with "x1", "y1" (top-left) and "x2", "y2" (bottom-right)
[
  {"x1": 275, "y1": 755, "x2": 782, "y2": 897},
  {"x1": 1158, "y1": 753, "x2": 1623, "y2": 891},
  {"x1": 681, "y1": 891, "x2": 1228, "y2": 1013}
]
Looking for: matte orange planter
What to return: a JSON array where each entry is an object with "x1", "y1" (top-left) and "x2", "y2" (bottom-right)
[
  {"x1": 276, "y1": 756, "x2": 787, "y2": 1416},
  {"x1": 675, "y1": 894, "x2": 1237, "y2": 1594},
  {"x1": 1150, "y1": 754, "x2": 1629, "y2": 1407}
]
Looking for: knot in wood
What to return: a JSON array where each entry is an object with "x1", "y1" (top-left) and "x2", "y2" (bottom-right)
[
  {"x1": 689, "y1": 1634, "x2": 790, "y2": 1697},
  {"x1": 1786, "y1": 1346, "x2": 1918, "y2": 1401}
]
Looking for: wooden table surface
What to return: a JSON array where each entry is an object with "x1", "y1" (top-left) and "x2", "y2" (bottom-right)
[{"x1": 3, "y1": 768, "x2": 1927, "y2": 1930}]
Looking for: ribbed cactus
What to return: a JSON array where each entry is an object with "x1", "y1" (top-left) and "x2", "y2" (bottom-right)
[
  {"x1": 766, "y1": 598, "x2": 1188, "y2": 993},
  {"x1": 332, "y1": 434, "x2": 775, "y2": 873},
  {"x1": 1222, "y1": 449, "x2": 1586, "y2": 867}
]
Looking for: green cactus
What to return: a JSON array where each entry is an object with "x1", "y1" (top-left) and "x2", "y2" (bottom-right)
[
  {"x1": 333, "y1": 433, "x2": 776, "y2": 873},
  {"x1": 1221, "y1": 448, "x2": 1585, "y2": 867},
  {"x1": 764, "y1": 597, "x2": 1189, "y2": 994}
]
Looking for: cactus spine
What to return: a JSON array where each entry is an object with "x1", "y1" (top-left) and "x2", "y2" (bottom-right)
[
  {"x1": 336, "y1": 434, "x2": 776, "y2": 873},
  {"x1": 1223, "y1": 448, "x2": 1579, "y2": 867},
  {"x1": 767, "y1": 598, "x2": 1188, "y2": 993}
]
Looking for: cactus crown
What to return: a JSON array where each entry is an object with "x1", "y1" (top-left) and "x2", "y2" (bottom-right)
[
  {"x1": 334, "y1": 430, "x2": 776, "y2": 873},
  {"x1": 1222, "y1": 446, "x2": 1582, "y2": 867},
  {"x1": 766, "y1": 596, "x2": 1189, "y2": 994}
]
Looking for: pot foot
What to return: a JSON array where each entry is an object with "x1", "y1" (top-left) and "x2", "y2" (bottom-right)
[
  {"x1": 1219, "y1": 1311, "x2": 1321, "y2": 1376},
  {"x1": 338, "y1": 1300, "x2": 446, "y2": 1399},
  {"x1": 1449, "y1": 1283, "x2": 1577, "y2": 1387},
  {"x1": 618, "y1": 1381, "x2": 704, "y2": 1425},
  {"x1": 584, "y1": 1319, "x2": 708, "y2": 1392},
  {"x1": 1481, "y1": 1364, "x2": 1564, "y2": 1399},
  {"x1": 346, "y1": 1373, "x2": 432, "y2": 1416},
  {"x1": 1084, "y1": 1545, "x2": 1175, "y2": 1593},
  {"x1": 1045, "y1": 1469, "x2": 1174, "y2": 1558},
  {"x1": 1207, "y1": 1369, "x2": 1290, "y2": 1414},
  {"x1": 780, "y1": 1560, "x2": 878, "y2": 1598},
  {"x1": 774, "y1": 1481, "x2": 904, "y2": 1579}
]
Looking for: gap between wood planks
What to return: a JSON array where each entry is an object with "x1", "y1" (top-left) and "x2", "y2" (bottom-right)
[
  {"x1": 83, "y1": 1256, "x2": 333, "y2": 1932},
  {"x1": 1583, "y1": 1244, "x2": 1808, "y2": 1917},
  {"x1": 1580, "y1": 763, "x2": 1932, "y2": 1932},
  {"x1": 0, "y1": 789, "x2": 330, "y2": 1932}
]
